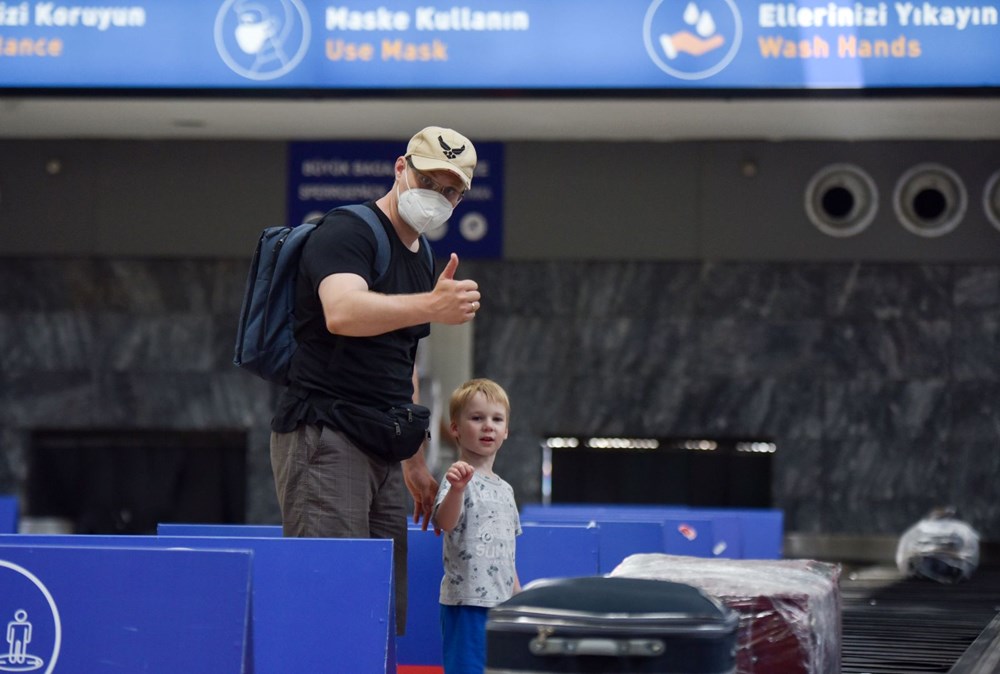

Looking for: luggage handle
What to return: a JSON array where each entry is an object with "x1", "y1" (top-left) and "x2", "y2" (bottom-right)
[{"x1": 530, "y1": 633, "x2": 665, "y2": 658}]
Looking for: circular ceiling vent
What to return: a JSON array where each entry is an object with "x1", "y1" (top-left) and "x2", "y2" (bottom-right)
[
  {"x1": 983, "y1": 170, "x2": 1000, "y2": 234},
  {"x1": 804, "y1": 163, "x2": 878, "y2": 238},
  {"x1": 893, "y1": 163, "x2": 967, "y2": 238}
]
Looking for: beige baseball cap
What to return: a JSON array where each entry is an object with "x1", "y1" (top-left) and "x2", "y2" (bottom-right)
[{"x1": 405, "y1": 126, "x2": 477, "y2": 190}]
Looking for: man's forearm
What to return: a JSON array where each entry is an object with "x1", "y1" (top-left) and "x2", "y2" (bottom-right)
[{"x1": 326, "y1": 289, "x2": 435, "y2": 337}]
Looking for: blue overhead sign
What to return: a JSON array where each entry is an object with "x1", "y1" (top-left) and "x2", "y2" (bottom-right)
[
  {"x1": 0, "y1": 1, "x2": 997, "y2": 90},
  {"x1": 287, "y1": 140, "x2": 504, "y2": 260}
]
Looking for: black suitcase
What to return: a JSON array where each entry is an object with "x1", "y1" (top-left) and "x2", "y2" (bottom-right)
[{"x1": 486, "y1": 576, "x2": 738, "y2": 674}]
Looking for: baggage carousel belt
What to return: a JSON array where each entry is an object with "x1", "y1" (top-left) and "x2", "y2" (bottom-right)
[{"x1": 840, "y1": 565, "x2": 1000, "y2": 674}]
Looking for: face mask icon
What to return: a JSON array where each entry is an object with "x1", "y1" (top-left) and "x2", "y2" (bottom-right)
[
  {"x1": 216, "y1": 0, "x2": 311, "y2": 81},
  {"x1": 235, "y1": 12, "x2": 274, "y2": 54}
]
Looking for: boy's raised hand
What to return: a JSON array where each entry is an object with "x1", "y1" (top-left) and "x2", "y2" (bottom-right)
[{"x1": 446, "y1": 461, "x2": 475, "y2": 491}]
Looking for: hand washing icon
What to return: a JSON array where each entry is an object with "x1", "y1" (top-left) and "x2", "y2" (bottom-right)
[
  {"x1": 660, "y1": 2, "x2": 725, "y2": 59},
  {"x1": 0, "y1": 610, "x2": 43, "y2": 671},
  {"x1": 644, "y1": 0, "x2": 742, "y2": 80}
]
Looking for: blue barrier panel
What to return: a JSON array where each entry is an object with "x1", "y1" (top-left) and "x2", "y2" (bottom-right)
[
  {"x1": 596, "y1": 521, "x2": 668, "y2": 574},
  {"x1": 520, "y1": 508, "x2": 718, "y2": 559},
  {"x1": 641, "y1": 506, "x2": 783, "y2": 559},
  {"x1": 520, "y1": 504, "x2": 783, "y2": 559},
  {"x1": 518, "y1": 524, "x2": 600, "y2": 585},
  {"x1": 695, "y1": 513, "x2": 743, "y2": 559},
  {"x1": 158, "y1": 523, "x2": 282, "y2": 537},
  {"x1": 0, "y1": 544, "x2": 251, "y2": 673},
  {"x1": 0, "y1": 534, "x2": 395, "y2": 674},
  {"x1": 398, "y1": 528, "x2": 445, "y2": 667},
  {"x1": 661, "y1": 517, "x2": 715, "y2": 557},
  {"x1": 702, "y1": 508, "x2": 784, "y2": 559},
  {"x1": 0, "y1": 497, "x2": 17, "y2": 534}
]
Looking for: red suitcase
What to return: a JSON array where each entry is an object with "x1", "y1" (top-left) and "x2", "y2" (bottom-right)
[{"x1": 610, "y1": 554, "x2": 841, "y2": 674}]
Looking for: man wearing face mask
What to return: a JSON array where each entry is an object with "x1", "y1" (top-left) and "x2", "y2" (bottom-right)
[{"x1": 269, "y1": 126, "x2": 481, "y2": 636}]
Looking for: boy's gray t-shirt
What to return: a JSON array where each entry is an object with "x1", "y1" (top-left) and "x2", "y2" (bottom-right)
[{"x1": 434, "y1": 471, "x2": 521, "y2": 607}]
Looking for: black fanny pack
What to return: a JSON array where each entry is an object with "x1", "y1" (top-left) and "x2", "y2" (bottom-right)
[{"x1": 328, "y1": 400, "x2": 430, "y2": 462}]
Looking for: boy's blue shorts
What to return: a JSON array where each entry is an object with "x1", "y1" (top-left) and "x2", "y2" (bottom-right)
[{"x1": 441, "y1": 604, "x2": 489, "y2": 673}]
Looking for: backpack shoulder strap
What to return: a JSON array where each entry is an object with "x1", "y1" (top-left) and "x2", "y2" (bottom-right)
[
  {"x1": 418, "y1": 234, "x2": 434, "y2": 276},
  {"x1": 333, "y1": 204, "x2": 435, "y2": 281}
]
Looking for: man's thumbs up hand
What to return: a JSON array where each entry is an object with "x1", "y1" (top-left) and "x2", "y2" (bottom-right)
[{"x1": 431, "y1": 253, "x2": 480, "y2": 324}]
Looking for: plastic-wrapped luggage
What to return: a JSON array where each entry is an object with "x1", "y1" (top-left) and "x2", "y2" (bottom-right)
[
  {"x1": 486, "y1": 575, "x2": 739, "y2": 673},
  {"x1": 896, "y1": 507, "x2": 980, "y2": 584},
  {"x1": 610, "y1": 553, "x2": 841, "y2": 674}
]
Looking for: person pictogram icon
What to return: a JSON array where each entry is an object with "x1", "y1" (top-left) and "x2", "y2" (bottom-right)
[
  {"x1": 6, "y1": 610, "x2": 31, "y2": 666},
  {"x1": 0, "y1": 609, "x2": 42, "y2": 670}
]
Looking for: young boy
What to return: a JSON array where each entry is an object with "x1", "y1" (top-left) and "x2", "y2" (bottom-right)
[{"x1": 432, "y1": 378, "x2": 521, "y2": 674}]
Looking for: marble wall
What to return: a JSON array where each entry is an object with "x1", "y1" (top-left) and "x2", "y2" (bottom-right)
[
  {"x1": 0, "y1": 258, "x2": 278, "y2": 525},
  {"x1": 0, "y1": 257, "x2": 997, "y2": 539},
  {"x1": 464, "y1": 259, "x2": 1000, "y2": 539}
]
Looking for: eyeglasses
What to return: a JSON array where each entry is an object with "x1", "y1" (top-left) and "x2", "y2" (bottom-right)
[{"x1": 406, "y1": 157, "x2": 465, "y2": 204}]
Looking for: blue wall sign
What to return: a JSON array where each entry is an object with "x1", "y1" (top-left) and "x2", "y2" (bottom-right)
[
  {"x1": 287, "y1": 140, "x2": 504, "y2": 260},
  {"x1": 0, "y1": 1, "x2": 996, "y2": 90}
]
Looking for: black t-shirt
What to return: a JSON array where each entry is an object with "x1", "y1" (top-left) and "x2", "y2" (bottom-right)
[{"x1": 271, "y1": 202, "x2": 434, "y2": 432}]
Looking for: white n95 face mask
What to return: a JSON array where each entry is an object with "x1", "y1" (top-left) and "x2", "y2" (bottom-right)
[{"x1": 397, "y1": 172, "x2": 453, "y2": 234}]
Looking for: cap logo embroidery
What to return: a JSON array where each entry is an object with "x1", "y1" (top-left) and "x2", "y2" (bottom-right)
[{"x1": 438, "y1": 135, "x2": 465, "y2": 159}]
